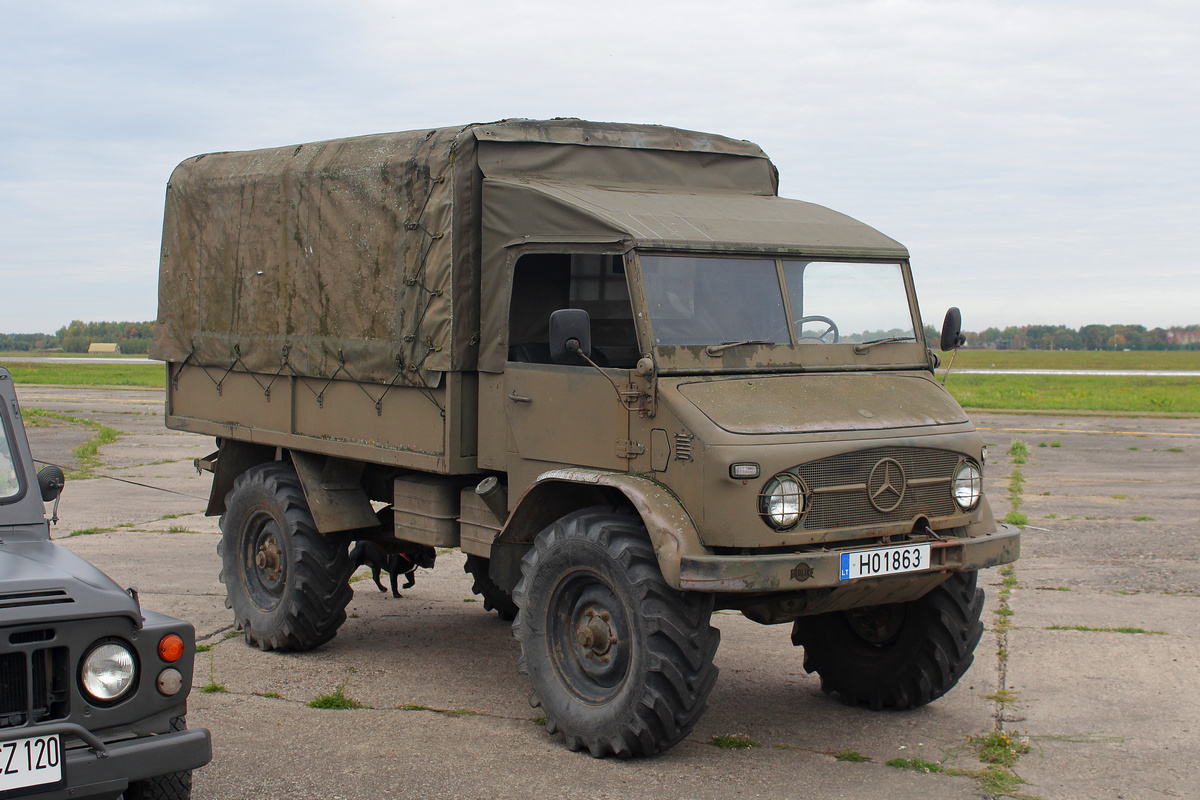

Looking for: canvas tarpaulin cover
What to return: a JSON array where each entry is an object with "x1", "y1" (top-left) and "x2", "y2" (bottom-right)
[{"x1": 151, "y1": 125, "x2": 481, "y2": 385}]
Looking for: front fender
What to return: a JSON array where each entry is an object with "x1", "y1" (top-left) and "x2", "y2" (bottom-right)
[{"x1": 499, "y1": 468, "x2": 704, "y2": 588}]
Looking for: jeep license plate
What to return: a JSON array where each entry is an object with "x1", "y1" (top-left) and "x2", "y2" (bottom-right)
[
  {"x1": 840, "y1": 544, "x2": 931, "y2": 580},
  {"x1": 0, "y1": 734, "x2": 63, "y2": 795}
]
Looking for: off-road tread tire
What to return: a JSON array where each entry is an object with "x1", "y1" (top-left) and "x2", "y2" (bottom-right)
[
  {"x1": 513, "y1": 507, "x2": 720, "y2": 758},
  {"x1": 218, "y1": 461, "x2": 353, "y2": 652},
  {"x1": 123, "y1": 717, "x2": 192, "y2": 800},
  {"x1": 791, "y1": 571, "x2": 984, "y2": 710},
  {"x1": 464, "y1": 554, "x2": 519, "y2": 620}
]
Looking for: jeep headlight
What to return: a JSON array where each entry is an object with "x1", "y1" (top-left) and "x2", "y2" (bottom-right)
[
  {"x1": 80, "y1": 641, "x2": 137, "y2": 703},
  {"x1": 760, "y1": 474, "x2": 804, "y2": 530},
  {"x1": 952, "y1": 462, "x2": 982, "y2": 510}
]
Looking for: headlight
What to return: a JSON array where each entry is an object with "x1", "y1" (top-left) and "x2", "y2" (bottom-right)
[
  {"x1": 760, "y1": 474, "x2": 804, "y2": 530},
  {"x1": 80, "y1": 641, "x2": 137, "y2": 703},
  {"x1": 952, "y1": 462, "x2": 982, "y2": 510}
]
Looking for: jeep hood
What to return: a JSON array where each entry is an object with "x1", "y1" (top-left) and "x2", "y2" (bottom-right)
[
  {"x1": 0, "y1": 539, "x2": 141, "y2": 627},
  {"x1": 674, "y1": 372, "x2": 969, "y2": 435}
]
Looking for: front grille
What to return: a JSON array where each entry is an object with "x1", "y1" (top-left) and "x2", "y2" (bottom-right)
[
  {"x1": 0, "y1": 646, "x2": 69, "y2": 728},
  {"x1": 796, "y1": 447, "x2": 962, "y2": 530}
]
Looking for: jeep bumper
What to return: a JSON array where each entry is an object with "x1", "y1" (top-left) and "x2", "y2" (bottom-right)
[
  {"x1": 0, "y1": 723, "x2": 211, "y2": 800},
  {"x1": 677, "y1": 523, "x2": 1020, "y2": 593}
]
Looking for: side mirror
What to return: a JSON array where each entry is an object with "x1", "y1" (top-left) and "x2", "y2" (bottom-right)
[
  {"x1": 548, "y1": 309, "x2": 592, "y2": 364},
  {"x1": 940, "y1": 307, "x2": 965, "y2": 352},
  {"x1": 37, "y1": 465, "x2": 65, "y2": 502}
]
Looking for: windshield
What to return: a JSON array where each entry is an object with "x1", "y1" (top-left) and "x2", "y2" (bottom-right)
[
  {"x1": 783, "y1": 260, "x2": 915, "y2": 343},
  {"x1": 639, "y1": 255, "x2": 917, "y2": 349},
  {"x1": 640, "y1": 256, "x2": 790, "y2": 346}
]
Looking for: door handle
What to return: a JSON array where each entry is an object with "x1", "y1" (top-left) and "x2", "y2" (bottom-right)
[{"x1": 508, "y1": 390, "x2": 532, "y2": 403}]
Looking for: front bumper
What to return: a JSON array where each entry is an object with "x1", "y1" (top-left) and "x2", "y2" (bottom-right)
[
  {"x1": 678, "y1": 522, "x2": 1020, "y2": 593},
  {"x1": 0, "y1": 722, "x2": 211, "y2": 800}
]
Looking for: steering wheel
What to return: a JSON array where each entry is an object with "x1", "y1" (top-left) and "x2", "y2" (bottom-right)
[{"x1": 796, "y1": 315, "x2": 840, "y2": 344}]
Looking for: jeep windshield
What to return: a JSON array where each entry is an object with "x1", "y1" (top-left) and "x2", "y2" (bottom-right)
[
  {"x1": 1, "y1": 409, "x2": 24, "y2": 501},
  {"x1": 637, "y1": 254, "x2": 927, "y2": 371}
]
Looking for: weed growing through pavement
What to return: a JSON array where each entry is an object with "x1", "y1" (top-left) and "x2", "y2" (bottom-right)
[
  {"x1": 308, "y1": 668, "x2": 366, "y2": 709},
  {"x1": 709, "y1": 734, "x2": 761, "y2": 749},
  {"x1": 1046, "y1": 624, "x2": 1166, "y2": 635},
  {"x1": 1007, "y1": 439, "x2": 1029, "y2": 464},
  {"x1": 835, "y1": 749, "x2": 870, "y2": 762}
]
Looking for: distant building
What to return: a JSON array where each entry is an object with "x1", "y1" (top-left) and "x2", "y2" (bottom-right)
[
  {"x1": 1166, "y1": 329, "x2": 1200, "y2": 346},
  {"x1": 87, "y1": 343, "x2": 122, "y2": 354}
]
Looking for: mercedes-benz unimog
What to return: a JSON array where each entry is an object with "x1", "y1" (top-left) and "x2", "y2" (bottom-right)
[{"x1": 151, "y1": 119, "x2": 1019, "y2": 758}]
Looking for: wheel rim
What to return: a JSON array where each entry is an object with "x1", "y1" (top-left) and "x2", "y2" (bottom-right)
[
  {"x1": 546, "y1": 569, "x2": 632, "y2": 704},
  {"x1": 844, "y1": 604, "x2": 906, "y2": 646},
  {"x1": 241, "y1": 510, "x2": 288, "y2": 612}
]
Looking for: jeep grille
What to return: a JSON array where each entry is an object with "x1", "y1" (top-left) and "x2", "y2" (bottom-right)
[{"x1": 0, "y1": 646, "x2": 70, "y2": 728}]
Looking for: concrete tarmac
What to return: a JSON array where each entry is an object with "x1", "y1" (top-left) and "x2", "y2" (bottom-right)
[{"x1": 14, "y1": 385, "x2": 1199, "y2": 800}]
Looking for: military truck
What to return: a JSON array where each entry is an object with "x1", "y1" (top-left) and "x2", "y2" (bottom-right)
[
  {"x1": 0, "y1": 367, "x2": 211, "y2": 798},
  {"x1": 151, "y1": 119, "x2": 1019, "y2": 758}
]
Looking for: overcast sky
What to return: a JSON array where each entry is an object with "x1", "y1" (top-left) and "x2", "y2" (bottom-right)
[{"x1": 1, "y1": 0, "x2": 1196, "y2": 335}]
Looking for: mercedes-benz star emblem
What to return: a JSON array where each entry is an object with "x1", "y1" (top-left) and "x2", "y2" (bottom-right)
[{"x1": 867, "y1": 457, "x2": 906, "y2": 513}]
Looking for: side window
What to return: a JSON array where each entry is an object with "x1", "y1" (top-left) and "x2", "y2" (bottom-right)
[
  {"x1": 508, "y1": 253, "x2": 639, "y2": 368},
  {"x1": 0, "y1": 412, "x2": 24, "y2": 502}
]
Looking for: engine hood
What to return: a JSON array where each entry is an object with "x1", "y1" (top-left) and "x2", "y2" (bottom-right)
[
  {"x1": 674, "y1": 372, "x2": 970, "y2": 435},
  {"x1": 0, "y1": 539, "x2": 141, "y2": 627}
]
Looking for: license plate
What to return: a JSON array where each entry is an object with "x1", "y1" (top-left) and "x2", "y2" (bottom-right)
[
  {"x1": 840, "y1": 544, "x2": 931, "y2": 580},
  {"x1": 0, "y1": 734, "x2": 63, "y2": 795}
]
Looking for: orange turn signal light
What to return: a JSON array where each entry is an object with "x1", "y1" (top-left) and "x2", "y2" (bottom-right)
[{"x1": 158, "y1": 634, "x2": 185, "y2": 663}]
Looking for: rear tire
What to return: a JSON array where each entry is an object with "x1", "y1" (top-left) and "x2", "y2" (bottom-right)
[
  {"x1": 218, "y1": 461, "x2": 353, "y2": 651},
  {"x1": 791, "y1": 571, "x2": 984, "y2": 710},
  {"x1": 464, "y1": 554, "x2": 519, "y2": 620},
  {"x1": 513, "y1": 507, "x2": 720, "y2": 758}
]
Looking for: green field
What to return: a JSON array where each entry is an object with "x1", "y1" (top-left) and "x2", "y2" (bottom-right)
[
  {"x1": 3, "y1": 354, "x2": 1198, "y2": 415},
  {"x1": 943, "y1": 374, "x2": 1200, "y2": 415},
  {"x1": 0, "y1": 361, "x2": 164, "y2": 387},
  {"x1": 946, "y1": 349, "x2": 1200, "y2": 370}
]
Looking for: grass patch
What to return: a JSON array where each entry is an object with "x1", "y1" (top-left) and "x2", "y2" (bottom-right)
[
  {"x1": 1007, "y1": 440, "x2": 1029, "y2": 464},
  {"x1": 885, "y1": 757, "x2": 944, "y2": 774},
  {"x1": 199, "y1": 681, "x2": 226, "y2": 694},
  {"x1": 308, "y1": 669, "x2": 366, "y2": 710},
  {"x1": 23, "y1": 408, "x2": 120, "y2": 478},
  {"x1": 977, "y1": 766, "x2": 1027, "y2": 795},
  {"x1": 834, "y1": 749, "x2": 870, "y2": 762},
  {"x1": 69, "y1": 527, "x2": 112, "y2": 536},
  {"x1": 0, "y1": 360, "x2": 163, "y2": 387},
  {"x1": 307, "y1": 686, "x2": 364, "y2": 710},
  {"x1": 709, "y1": 734, "x2": 761, "y2": 749},
  {"x1": 195, "y1": 644, "x2": 213, "y2": 653},
  {"x1": 1001, "y1": 511, "x2": 1028, "y2": 526},
  {"x1": 259, "y1": 692, "x2": 282, "y2": 699},
  {"x1": 398, "y1": 703, "x2": 433, "y2": 712},
  {"x1": 1132, "y1": 515, "x2": 1155, "y2": 521},
  {"x1": 1046, "y1": 624, "x2": 1167, "y2": 635},
  {"x1": 971, "y1": 730, "x2": 1030, "y2": 768},
  {"x1": 984, "y1": 688, "x2": 1021, "y2": 708},
  {"x1": 166, "y1": 524, "x2": 191, "y2": 532}
]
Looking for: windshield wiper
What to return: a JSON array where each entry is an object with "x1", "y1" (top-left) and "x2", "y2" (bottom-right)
[
  {"x1": 704, "y1": 340, "x2": 774, "y2": 356},
  {"x1": 853, "y1": 336, "x2": 915, "y2": 354}
]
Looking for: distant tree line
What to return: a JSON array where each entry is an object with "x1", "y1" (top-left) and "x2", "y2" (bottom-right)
[
  {"x1": 965, "y1": 324, "x2": 1200, "y2": 351},
  {"x1": 0, "y1": 321, "x2": 156, "y2": 354}
]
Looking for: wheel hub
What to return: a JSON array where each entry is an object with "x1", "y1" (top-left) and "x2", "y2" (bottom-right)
[
  {"x1": 254, "y1": 535, "x2": 283, "y2": 582},
  {"x1": 575, "y1": 608, "x2": 617, "y2": 661}
]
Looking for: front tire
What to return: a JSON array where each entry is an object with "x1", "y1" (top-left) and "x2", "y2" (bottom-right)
[
  {"x1": 218, "y1": 461, "x2": 353, "y2": 651},
  {"x1": 123, "y1": 717, "x2": 192, "y2": 800},
  {"x1": 791, "y1": 571, "x2": 984, "y2": 710},
  {"x1": 513, "y1": 507, "x2": 720, "y2": 758}
]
